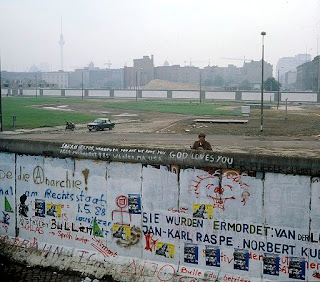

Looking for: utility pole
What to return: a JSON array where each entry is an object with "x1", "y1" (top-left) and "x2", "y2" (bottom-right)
[
  {"x1": 199, "y1": 70, "x2": 202, "y2": 103},
  {"x1": 277, "y1": 70, "x2": 280, "y2": 109},
  {"x1": 260, "y1": 31, "x2": 266, "y2": 133},
  {"x1": 135, "y1": 71, "x2": 138, "y2": 101},
  {"x1": 81, "y1": 72, "x2": 84, "y2": 100},
  {"x1": 35, "y1": 74, "x2": 38, "y2": 98}
]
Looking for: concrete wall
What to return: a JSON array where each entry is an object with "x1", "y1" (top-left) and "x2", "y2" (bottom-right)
[
  {"x1": 4, "y1": 88, "x2": 320, "y2": 103},
  {"x1": 0, "y1": 140, "x2": 320, "y2": 281}
]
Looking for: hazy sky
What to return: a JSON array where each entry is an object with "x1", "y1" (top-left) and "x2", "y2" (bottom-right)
[{"x1": 0, "y1": 0, "x2": 319, "y2": 72}]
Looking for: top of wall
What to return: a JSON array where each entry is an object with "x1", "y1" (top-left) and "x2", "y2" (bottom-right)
[{"x1": 0, "y1": 138, "x2": 319, "y2": 176}]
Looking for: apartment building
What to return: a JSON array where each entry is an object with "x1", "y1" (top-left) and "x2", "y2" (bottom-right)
[
  {"x1": 124, "y1": 55, "x2": 155, "y2": 88},
  {"x1": 296, "y1": 55, "x2": 320, "y2": 91},
  {"x1": 276, "y1": 54, "x2": 311, "y2": 87},
  {"x1": 41, "y1": 71, "x2": 69, "y2": 88}
]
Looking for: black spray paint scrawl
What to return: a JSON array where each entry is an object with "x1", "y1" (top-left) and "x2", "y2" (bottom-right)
[{"x1": 19, "y1": 194, "x2": 29, "y2": 217}]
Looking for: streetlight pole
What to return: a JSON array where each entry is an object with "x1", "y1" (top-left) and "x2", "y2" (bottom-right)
[
  {"x1": 135, "y1": 70, "x2": 138, "y2": 101},
  {"x1": 199, "y1": 69, "x2": 202, "y2": 103},
  {"x1": 81, "y1": 72, "x2": 84, "y2": 100},
  {"x1": 35, "y1": 74, "x2": 38, "y2": 98},
  {"x1": 277, "y1": 69, "x2": 280, "y2": 109},
  {"x1": 260, "y1": 31, "x2": 266, "y2": 133}
]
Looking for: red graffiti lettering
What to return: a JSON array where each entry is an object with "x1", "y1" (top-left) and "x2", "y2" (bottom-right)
[
  {"x1": 144, "y1": 233, "x2": 158, "y2": 252},
  {"x1": 140, "y1": 261, "x2": 158, "y2": 278},
  {"x1": 90, "y1": 238, "x2": 117, "y2": 258},
  {"x1": 121, "y1": 259, "x2": 137, "y2": 275},
  {"x1": 157, "y1": 264, "x2": 175, "y2": 281}
]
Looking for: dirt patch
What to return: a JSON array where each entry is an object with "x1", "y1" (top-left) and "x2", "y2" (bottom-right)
[{"x1": 30, "y1": 100, "x2": 320, "y2": 137}]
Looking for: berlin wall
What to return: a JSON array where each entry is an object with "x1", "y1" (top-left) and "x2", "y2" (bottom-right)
[{"x1": 0, "y1": 139, "x2": 319, "y2": 281}]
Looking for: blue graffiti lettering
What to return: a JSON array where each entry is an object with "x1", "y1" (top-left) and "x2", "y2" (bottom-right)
[
  {"x1": 75, "y1": 190, "x2": 106, "y2": 206},
  {"x1": 0, "y1": 186, "x2": 13, "y2": 196},
  {"x1": 243, "y1": 239, "x2": 295, "y2": 255},
  {"x1": 196, "y1": 232, "x2": 233, "y2": 246},
  {"x1": 44, "y1": 189, "x2": 74, "y2": 201}
]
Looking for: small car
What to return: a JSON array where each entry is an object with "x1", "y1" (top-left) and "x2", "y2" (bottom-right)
[{"x1": 87, "y1": 118, "x2": 115, "y2": 131}]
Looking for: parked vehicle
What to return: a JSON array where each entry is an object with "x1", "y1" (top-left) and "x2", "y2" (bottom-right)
[
  {"x1": 65, "y1": 121, "x2": 75, "y2": 131},
  {"x1": 87, "y1": 118, "x2": 115, "y2": 131}
]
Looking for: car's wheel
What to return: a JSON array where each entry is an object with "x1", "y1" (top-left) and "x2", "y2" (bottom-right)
[{"x1": 88, "y1": 128, "x2": 92, "y2": 131}]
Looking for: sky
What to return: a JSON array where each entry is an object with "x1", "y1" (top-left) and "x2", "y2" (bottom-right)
[{"x1": 0, "y1": 0, "x2": 319, "y2": 73}]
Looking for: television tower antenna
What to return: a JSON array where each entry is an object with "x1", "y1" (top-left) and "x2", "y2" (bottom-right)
[{"x1": 59, "y1": 15, "x2": 65, "y2": 71}]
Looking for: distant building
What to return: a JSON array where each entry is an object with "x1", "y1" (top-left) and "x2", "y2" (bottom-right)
[
  {"x1": 296, "y1": 55, "x2": 320, "y2": 91},
  {"x1": 284, "y1": 71, "x2": 297, "y2": 90},
  {"x1": 41, "y1": 71, "x2": 69, "y2": 88},
  {"x1": 69, "y1": 69, "x2": 90, "y2": 88},
  {"x1": 155, "y1": 65, "x2": 200, "y2": 85},
  {"x1": 276, "y1": 54, "x2": 311, "y2": 87},
  {"x1": 201, "y1": 61, "x2": 272, "y2": 89},
  {"x1": 123, "y1": 56, "x2": 273, "y2": 89},
  {"x1": 240, "y1": 60, "x2": 273, "y2": 88},
  {"x1": 124, "y1": 55, "x2": 155, "y2": 88},
  {"x1": 202, "y1": 65, "x2": 234, "y2": 87},
  {"x1": 1, "y1": 71, "x2": 53, "y2": 89},
  {"x1": 68, "y1": 67, "x2": 123, "y2": 88},
  {"x1": 88, "y1": 68, "x2": 123, "y2": 88}
]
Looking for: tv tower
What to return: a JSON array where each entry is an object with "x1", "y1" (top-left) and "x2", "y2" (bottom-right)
[{"x1": 59, "y1": 16, "x2": 65, "y2": 71}]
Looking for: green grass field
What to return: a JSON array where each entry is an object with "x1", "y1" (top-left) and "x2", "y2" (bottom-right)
[
  {"x1": 104, "y1": 100, "x2": 233, "y2": 115},
  {"x1": 0, "y1": 97, "x2": 233, "y2": 130},
  {"x1": 1, "y1": 97, "x2": 97, "y2": 130}
]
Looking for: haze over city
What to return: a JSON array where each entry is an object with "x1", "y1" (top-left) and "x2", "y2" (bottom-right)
[{"x1": 0, "y1": 0, "x2": 319, "y2": 72}]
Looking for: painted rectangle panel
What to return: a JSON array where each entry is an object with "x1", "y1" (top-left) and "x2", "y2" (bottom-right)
[
  {"x1": 205, "y1": 92, "x2": 235, "y2": 100},
  {"x1": 16, "y1": 155, "x2": 46, "y2": 242},
  {"x1": 89, "y1": 90, "x2": 110, "y2": 97},
  {"x1": 142, "y1": 91, "x2": 167, "y2": 98},
  {"x1": 281, "y1": 93, "x2": 317, "y2": 102},
  {"x1": 72, "y1": 159, "x2": 109, "y2": 254},
  {"x1": 114, "y1": 90, "x2": 136, "y2": 98},
  {"x1": 264, "y1": 173, "x2": 310, "y2": 229},
  {"x1": 65, "y1": 89, "x2": 82, "y2": 97},
  {"x1": 1, "y1": 89, "x2": 8, "y2": 96},
  {"x1": 40, "y1": 156, "x2": 79, "y2": 248},
  {"x1": 42, "y1": 89, "x2": 62, "y2": 96},
  {"x1": 0, "y1": 152, "x2": 15, "y2": 237},
  {"x1": 23, "y1": 89, "x2": 38, "y2": 96},
  {"x1": 309, "y1": 175, "x2": 320, "y2": 279},
  {"x1": 106, "y1": 163, "x2": 142, "y2": 258},
  {"x1": 172, "y1": 91, "x2": 199, "y2": 99},
  {"x1": 178, "y1": 167, "x2": 264, "y2": 279},
  {"x1": 311, "y1": 177, "x2": 320, "y2": 230},
  {"x1": 242, "y1": 92, "x2": 274, "y2": 101},
  {"x1": 141, "y1": 165, "x2": 180, "y2": 264}
]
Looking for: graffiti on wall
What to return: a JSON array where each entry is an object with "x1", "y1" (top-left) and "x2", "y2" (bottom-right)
[
  {"x1": 0, "y1": 153, "x2": 319, "y2": 281},
  {"x1": 188, "y1": 169, "x2": 253, "y2": 210}
]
